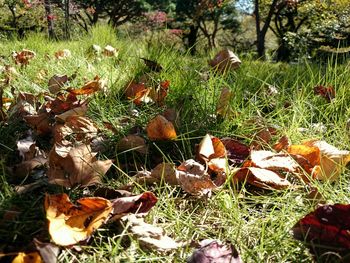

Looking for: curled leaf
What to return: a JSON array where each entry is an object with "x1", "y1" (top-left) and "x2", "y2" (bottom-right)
[
  {"x1": 177, "y1": 159, "x2": 217, "y2": 195},
  {"x1": 209, "y1": 49, "x2": 241, "y2": 73},
  {"x1": 54, "y1": 49, "x2": 71, "y2": 60}
]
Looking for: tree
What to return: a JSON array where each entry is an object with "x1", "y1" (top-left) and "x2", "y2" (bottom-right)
[
  {"x1": 73, "y1": 0, "x2": 147, "y2": 28},
  {"x1": 174, "y1": 0, "x2": 238, "y2": 54},
  {"x1": 253, "y1": 0, "x2": 278, "y2": 58}
]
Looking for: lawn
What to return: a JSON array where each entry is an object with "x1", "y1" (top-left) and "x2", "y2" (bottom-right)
[{"x1": 0, "y1": 25, "x2": 350, "y2": 262}]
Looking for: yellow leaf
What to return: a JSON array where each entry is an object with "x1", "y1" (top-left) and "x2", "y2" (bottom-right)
[
  {"x1": 12, "y1": 252, "x2": 42, "y2": 263},
  {"x1": 45, "y1": 193, "x2": 112, "y2": 246}
]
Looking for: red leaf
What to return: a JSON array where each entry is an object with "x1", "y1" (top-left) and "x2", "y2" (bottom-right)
[{"x1": 293, "y1": 204, "x2": 350, "y2": 254}]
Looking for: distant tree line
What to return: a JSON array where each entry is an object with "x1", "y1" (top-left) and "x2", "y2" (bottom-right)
[{"x1": 0, "y1": 0, "x2": 349, "y2": 61}]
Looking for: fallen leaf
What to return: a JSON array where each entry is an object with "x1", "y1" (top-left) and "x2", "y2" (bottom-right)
[
  {"x1": 221, "y1": 138, "x2": 250, "y2": 166},
  {"x1": 304, "y1": 140, "x2": 350, "y2": 181},
  {"x1": 141, "y1": 58, "x2": 163, "y2": 72},
  {"x1": 55, "y1": 104, "x2": 88, "y2": 122},
  {"x1": 198, "y1": 134, "x2": 226, "y2": 161},
  {"x1": 110, "y1": 192, "x2": 157, "y2": 220},
  {"x1": 233, "y1": 167, "x2": 291, "y2": 190},
  {"x1": 121, "y1": 214, "x2": 181, "y2": 252},
  {"x1": 103, "y1": 45, "x2": 118, "y2": 57},
  {"x1": 53, "y1": 115, "x2": 98, "y2": 144},
  {"x1": 47, "y1": 144, "x2": 112, "y2": 187},
  {"x1": 273, "y1": 135, "x2": 290, "y2": 152},
  {"x1": 124, "y1": 81, "x2": 151, "y2": 105},
  {"x1": 293, "y1": 204, "x2": 350, "y2": 257},
  {"x1": 216, "y1": 87, "x2": 235, "y2": 118},
  {"x1": 187, "y1": 239, "x2": 243, "y2": 263},
  {"x1": 16, "y1": 133, "x2": 38, "y2": 161},
  {"x1": 54, "y1": 49, "x2": 71, "y2": 60},
  {"x1": 68, "y1": 76, "x2": 104, "y2": 95},
  {"x1": 209, "y1": 49, "x2": 241, "y2": 73},
  {"x1": 251, "y1": 150, "x2": 300, "y2": 173},
  {"x1": 11, "y1": 155, "x2": 47, "y2": 179},
  {"x1": 11, "y1": 252, "x2": 42, "y2": 263},
  {"x1": 146, "y1": 115, "x2": 177, "y2": 141},
  {"x1": 48, "y1": 74, "x2": 68, "y2": 94},
  {"x1": 24, "y1": 112, "x2": 53, "y2": 136},
  {"x1": 12, "y1": 49, "x2": 36, "y2": 66},
  {"x1": 117, "y1": 135, "x2": 147, "y2": 154},
  {"x1": 148, "y1": 80, "x2": 170, "y2": 106},
  {"x1": 33, "y1": 238, "x2": 59, "y2": 263},
  {"x1": 314, "y1": 85, "x2": 335, "y2": 102},
  {"x1": 150, "y1": 163, "x2": 178, "y2": 185},
  {"x1": 45, "y1": 193, "x2": 112, "y2": 246},
  {"x1": 177, "y1": 159, "x2": 217, "y2": 195}
]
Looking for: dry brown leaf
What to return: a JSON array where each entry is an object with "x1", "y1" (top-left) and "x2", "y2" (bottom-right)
[
  {"x1": 33, "y1": 238, "x2": 59, "y2": 263},
  {"x1": 150, "y1": 163, "x2": 178, "y2": 185},
  {"x1": 148, "y1": 80, "x2": 170, "y2": 106},
  {"x1": 121, "y1": 214, "x2": 181, "y2": 252},
  {"x1": 55, "y1": 104, "x2": 88, "y2": 122},
  {"x1": 209, "y1": 49, "x2": 241, "y2": 73},
  {"x1": 53, "y1": 116, "x2": 98, "y2": 144},
  {"x1": 117, "y1": 135, "x2": 147, "y2": 154},
  {"x1": 24, "y1": 112, "x2": 53, "y2": 136},
  {"x1": 233, "y1": 167, "x2": 291, "y2": 190},
  {"x1": 45, "y1": 193, "x2": 112, "y2": 246},
  {"x1": 47, "y1": 144, "x2": 112, "y2": 187},
  {"x1": 177, "y1": 159, "x2": 217, "y2": 195},
  {"x1": 216, "y1": 87, "x2": 235, "y2": 118},
  {"x1": 11, "y1": 252, "x2": 42, "y2": 263},
  {"x1": 48, "y1": 74, "x2": 68, "y2": 94},
  {"x1": 198, "y1": 134, "x2": 226, "y2": 161},
  {"x1": 11, "y1": 155, "x2": 47, "y2": 179},
  {"x1": 146, "y1": 115, "x2": 177, "y2": 141},
  {"x1": 54, "y1": 49, "x2": 71, "y2": 60}
]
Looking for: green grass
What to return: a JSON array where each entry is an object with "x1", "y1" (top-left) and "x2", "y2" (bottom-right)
[{"x1": 0, "y1": 25, "x2": 350, "y2": 262}]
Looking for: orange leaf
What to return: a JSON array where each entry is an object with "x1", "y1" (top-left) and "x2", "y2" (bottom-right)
[
  {"x1": 45, "y1": 193, "x2": 112, "y2": 246},
  {"x1": 287, "y1": 144, "x2": 320, "y2": 168},
  {"x1": 12, "y1": 49, "x2": 36, "y2": 66},
  {"x1": 124, "y1": 81, "x2": 150, "y2": 105},
  {"x1": 69, "y1": 76, "x2": 102, "y2": 95},
  {"x1": 146, "y1": 115, "x2": 177, "y2": 141},
  {"x1": 54, "y1": 49, "x2": 71, "y2": 60}
]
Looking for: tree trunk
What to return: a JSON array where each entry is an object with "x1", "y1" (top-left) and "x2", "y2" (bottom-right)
[
  {"x1": 254, "y1": 0, "x2": 278, "y2": 59},
  {"x1": 64, "y1": 0, "x2": 70, "y2": 39},
  {"x1": 44, "y1": 0, "x2": 56, "y2": 39},
  {"x1": 187, "y1": 25, "x2": 199, "y2": 55}
]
